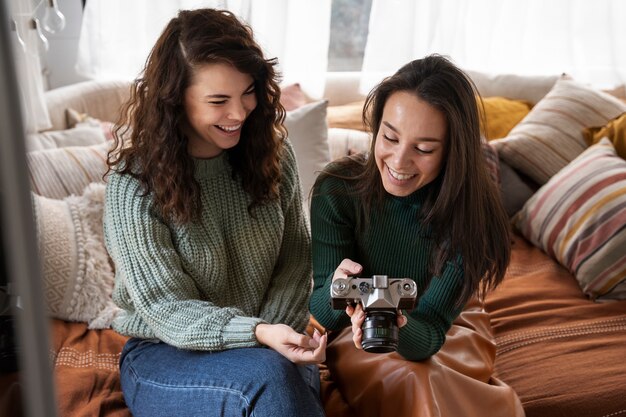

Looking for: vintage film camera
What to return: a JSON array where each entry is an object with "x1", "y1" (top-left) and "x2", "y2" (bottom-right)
[{"x1": 331, "y1": 275, "x2": 418, "y2": 353}]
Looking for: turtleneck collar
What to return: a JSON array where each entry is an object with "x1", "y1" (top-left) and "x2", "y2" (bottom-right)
[
  {"x1": 389, "y1": 182, "x2": 431, "y2": 208},
  {"x1": 193, "y1": 151, "x2": 230, "y2": 179}
]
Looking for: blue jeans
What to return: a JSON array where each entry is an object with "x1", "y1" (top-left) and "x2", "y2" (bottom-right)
[{"x1": 119, "y1": 338, "x2": 325, "y2": 417}]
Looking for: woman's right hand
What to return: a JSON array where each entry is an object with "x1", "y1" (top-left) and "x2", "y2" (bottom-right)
[{"x1": 255, "y1": 323, "x2": 327, "y2": 365}]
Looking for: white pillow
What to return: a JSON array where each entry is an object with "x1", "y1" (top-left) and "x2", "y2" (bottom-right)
[{"x1": 284, "y1": 100, "x2": 330, "y2": 204}]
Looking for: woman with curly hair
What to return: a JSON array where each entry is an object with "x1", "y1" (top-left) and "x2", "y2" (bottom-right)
[{"x1": 103, "y1": 8, "x2": 325, "y2": 417}]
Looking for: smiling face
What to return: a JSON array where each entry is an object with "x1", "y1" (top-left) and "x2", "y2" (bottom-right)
[
  {"x1": 374, "y1": 91, "x2": 447, "y2": 197},
  {"x1": 182, "y1": 62, "x2": 257, "y2": 158}
]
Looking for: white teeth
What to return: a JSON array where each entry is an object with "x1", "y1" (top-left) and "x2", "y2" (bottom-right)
[
  {"x1": 217, "y1": 124, "x2": 241, "y2": 132},
  {"x1": 388, "y1": 166, "x2": 416, "y2": 181}
]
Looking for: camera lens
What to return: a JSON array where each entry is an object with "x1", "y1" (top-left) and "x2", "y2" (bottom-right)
[{"x1": 361, "y1": 311, "x2": 398, "y2": 353}]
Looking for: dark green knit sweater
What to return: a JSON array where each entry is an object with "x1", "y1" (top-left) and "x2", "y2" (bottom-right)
[
  {"x1": 103, "y1": 141, "x2": 311, "y2": 351},
  {"x1": 309, "y1": 171, "x2": 465, "y2": 360}
]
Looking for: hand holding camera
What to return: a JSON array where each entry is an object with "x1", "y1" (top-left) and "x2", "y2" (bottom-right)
[{"x1": 330, "y1": 260, "x2": 418, "y2": 353}]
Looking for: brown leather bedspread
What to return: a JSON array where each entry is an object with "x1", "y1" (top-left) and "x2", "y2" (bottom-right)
[
  {"x1": 485, "y1": 233, "x2": 626, "y2": 417},
  {"x1": 4, "y1": 232, "x2": 623, "y2": 416}
]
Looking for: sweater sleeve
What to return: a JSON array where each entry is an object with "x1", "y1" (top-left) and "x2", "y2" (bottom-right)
[
  {"x1": 398, "y1": 261, "x2": 465, "y2": 361},
  {"x1": 257, "y1": 141, "x2": 312, "y2": 333},
  {"x1": 309, "y1": 173, "x2": 356, "y2": 330},
  {"x1": 103, "y1": 172, "x2": 263, "y2": 351}
]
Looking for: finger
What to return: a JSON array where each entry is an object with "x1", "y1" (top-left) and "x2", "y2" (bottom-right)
[
  {"x1": 333, "y1": 258, "x2": 363, "y2": 280},
  {"x1": 312, "y1": 328, "x2": 321, "y2": 343},
  {"x1": 311, "y1": 333, "x2": 327, "y2": 362},
  {"x1": 289, "y1": 334, "x2": 327, "y2": 365},
  {"x1": 353, "y1": 327, "x2": 363, "y2": 349},
  {"x1": 309, "y1": 329, "x2": 321, "y2": 348},
  {"x1": 288, "y1": 331, "x2": 315, "y2": 349},
  {"x1": 397, "y1": 310, "x2": 408, "y2": 328},
  {"x1": 351, "y1": 305, "x2": 365, "y2": 326},
  {"x1": 345, "y1": 304, "x2": 355, "y2": 317},
  {"x1": 354, "y1": 303, "x2": 364, "y2": 315},
  {"x1": 351, "y1": 308, "x2": 365, "y2": 330}
]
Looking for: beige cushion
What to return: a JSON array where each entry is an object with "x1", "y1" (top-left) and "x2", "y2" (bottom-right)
[
  {"x1": 465, "y1": 70, "x2": 564, "y2": 105},
  {"x1": 285, "y1": 100, "x2": 330, "y2": 203},
  {"x1": 27, "y1": 142, "x2": 111, "y2": 199},
  {"x1": 492, "y1": 79, "x2": 626, "y2": 185},
  {"x1": 32, "y1": 183, "x2": 120, "y2": 328},
  {"x1": 44, "y1": 80, "x2": 131, "y2": 131}
]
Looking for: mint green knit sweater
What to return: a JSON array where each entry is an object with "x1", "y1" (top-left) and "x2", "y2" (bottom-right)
[
  {"x1": 309, "y1": 170, "x2": 466, "y2": 361},
  {"x1": 103, "y1": 141, "x2": 311, "y2": 351}
]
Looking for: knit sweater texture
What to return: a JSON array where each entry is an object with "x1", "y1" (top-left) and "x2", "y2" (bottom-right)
[
  {"x1": 309, "y1": 169, "x2": 466, "y2": 360},
  {"x1": 103, "y1": 141, "x2": 312, "y2": 351}
]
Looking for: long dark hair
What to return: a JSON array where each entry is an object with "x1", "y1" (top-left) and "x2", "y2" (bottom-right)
[
  {"x1": 107, "y1": 8, "x2": 285, "y2": 224},
  {"x1": 317, "y1": 54, "x2": 510, "y2": 306}
]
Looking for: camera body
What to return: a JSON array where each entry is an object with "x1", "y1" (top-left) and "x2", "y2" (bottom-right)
[{"x1": 330, "y1": 275, "x2": 418, "y2": 353}]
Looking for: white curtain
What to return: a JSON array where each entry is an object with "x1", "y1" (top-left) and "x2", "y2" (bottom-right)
[
  {"x1": 361, "y1": 0, "x2": 626, "y2": 92},
  {"x1": 8, "y1": 0, "x2": 51, "y2": 133},
  {"x1": 76, "y1": 0, "x2": 331, "y2": 96}
]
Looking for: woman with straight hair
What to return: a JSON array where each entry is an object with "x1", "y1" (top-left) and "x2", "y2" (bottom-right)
[{"x1": 310, "y1": 54, "x2": 510, "y2": 358}]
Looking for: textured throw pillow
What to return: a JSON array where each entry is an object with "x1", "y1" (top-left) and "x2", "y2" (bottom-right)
[
  {"x1": 27, "y1": 142, "x2": 111, "y2": 199},
  {"x1": 583, "y1": 112, "x2": 626, "y2": 160},
  {"x1": 492, "y1": 79, "x2": 626, "y2": 185},
  {"x1": 514, "y1": 138, "x2": 626, "y2": 300},
  {"x1": 284, "y1": 100, "x2": 330, "y2": 203},
  {"x1": 32, "y1": 182, "x2": 120, "y2": 328},
  {"x1": 480, "y1": 97, "x2": 532, "y2": 140}
]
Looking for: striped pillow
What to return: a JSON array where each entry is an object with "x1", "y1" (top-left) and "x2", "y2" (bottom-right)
[
  {"x1": 492, "y1": 79, "x2": 626, "y2": 185},
  {"x1": 514, "y1": 138, "x2": 626, "y2": 300},
  {"x1": 27, "y1": 142, "x2": 111, "y2": 199}
]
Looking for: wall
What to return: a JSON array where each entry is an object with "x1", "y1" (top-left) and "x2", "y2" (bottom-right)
[{"x1": 38, "y1": 0, "x2": 88, "y2": 90}]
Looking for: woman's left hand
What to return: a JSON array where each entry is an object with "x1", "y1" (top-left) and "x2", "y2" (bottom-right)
[
  {"x1": 255, "y1": 323, "x2": 327, "y2": 364},
  {"x1": 345, "y1": 304, "x2": 408, "y2": 350}
]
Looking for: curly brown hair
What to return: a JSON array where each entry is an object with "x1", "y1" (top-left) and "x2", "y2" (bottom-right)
[{"x1": 107, "y1": 8, "x2": 286, "y2": 224}]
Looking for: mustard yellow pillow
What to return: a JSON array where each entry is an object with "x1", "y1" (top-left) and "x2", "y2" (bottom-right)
[
  {"x1": 583, "y1": 112, "x2": 626, "y2": 160},
  {"x1": 326, "y1": 100, "x2": 367, "y2": 131},
  {"x1": 479, "y1": 97, "x2": 532, "y2": 141}
]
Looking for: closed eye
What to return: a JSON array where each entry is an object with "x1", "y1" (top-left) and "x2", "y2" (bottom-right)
[
  {"x1": 416, "y1": 147, "x2": 433, "y2": 154},
  {"x1": 383, "y1": 134, "x2": 398, "y2": 143}
]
